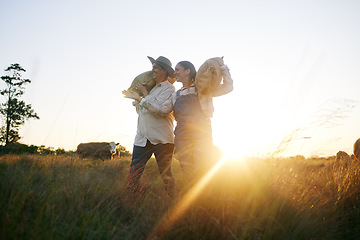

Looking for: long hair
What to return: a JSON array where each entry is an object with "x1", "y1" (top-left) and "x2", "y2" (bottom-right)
[{"x1": 177, "y1": 61, "x2": 196, "y2": 82}]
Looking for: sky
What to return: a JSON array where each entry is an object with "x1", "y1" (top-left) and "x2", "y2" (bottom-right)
[{"x1": 0, "y1": 0, "x2": 359, "y2": 158}]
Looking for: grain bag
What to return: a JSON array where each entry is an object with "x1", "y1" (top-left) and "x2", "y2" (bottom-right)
[
  {"x1": 126, "y1": 71, "x2": 156, "y2": 96},
  {"x1": 195, "y1": 58, "x2": 222, "y2": 96}
]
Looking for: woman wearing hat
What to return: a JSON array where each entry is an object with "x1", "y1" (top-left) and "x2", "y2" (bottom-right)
[
  {"x1": 128, "y1": 57, "x2": 233, "y2": 176},
  {"x1": 124, "y1": 56, "x2": 176, "y2": 198}
]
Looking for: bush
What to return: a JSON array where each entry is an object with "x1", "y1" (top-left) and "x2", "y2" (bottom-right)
[{"x1": 0, "y1": 143, "x2": 38, "y2": 155}]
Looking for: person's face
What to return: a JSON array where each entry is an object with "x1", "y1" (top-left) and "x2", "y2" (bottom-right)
[
  {"x1": 174, "y1": 64, "x2": 190, "y2": 83},
  {"x1": 152, "y1": 63, "x2": 167, "y2": 82}
]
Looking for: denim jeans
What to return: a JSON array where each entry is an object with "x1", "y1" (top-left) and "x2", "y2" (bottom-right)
[{"x1": 126, "y1": 140, "x2": 175, "y2": 196}]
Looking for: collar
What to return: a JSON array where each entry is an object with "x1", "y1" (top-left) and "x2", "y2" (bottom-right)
[
  {"x1": 180, "y1": 84, "x2": 196, "y2": 94},
  {"x1": 156, "y1": 80, "x2": 170, "y2": 87},
  {"x1": 180, "y1": 82, "x2": 196, "y2": 90}
]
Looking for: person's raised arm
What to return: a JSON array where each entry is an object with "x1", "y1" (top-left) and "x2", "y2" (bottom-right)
[{"x1": 212, "y1": 58, "x2": 234, "y2": 97}]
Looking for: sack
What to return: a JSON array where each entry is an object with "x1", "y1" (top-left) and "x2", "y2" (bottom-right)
[
  {"x1": 127, "y1": 71, "x2": 156, "y2": 96},
  {"x1": 195, "y1": 58, "x2": 222, "y2": 95}
]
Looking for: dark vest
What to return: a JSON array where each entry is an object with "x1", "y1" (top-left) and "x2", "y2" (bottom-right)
[{"x1": 173, "y1": 90, "x2": 212, "y2": 140}]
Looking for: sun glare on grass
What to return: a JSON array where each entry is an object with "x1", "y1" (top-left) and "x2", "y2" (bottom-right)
[
  {"x1": 150, "y1": 152, "x2": 255, "y2": 239},
  {"x1": 149, "y1": 156, "x2": 227, "y2": 239}
]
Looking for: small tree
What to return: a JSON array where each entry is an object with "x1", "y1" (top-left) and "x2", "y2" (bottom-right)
[{"x1": 0, "y1": 63, "x2": 40, "y2": 145}]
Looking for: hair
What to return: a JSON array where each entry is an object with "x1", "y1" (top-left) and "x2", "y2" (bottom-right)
[{"x1": 178, "y1": 61, "x2": 196, "y2": 81}]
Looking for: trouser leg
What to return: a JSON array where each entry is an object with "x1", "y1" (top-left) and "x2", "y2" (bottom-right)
[
  {"x1": 126, "y1": 143, "x2": 153, "y2": 194},
  {"x1": 153, "y1": 143, "x2": 175, "y2": 195},
  {"x1": 193, "y1": 138, "x2": 215, "y2": 174},
  {"x1": 174, "y1": 138, "x2": 194, "y2": 175}
]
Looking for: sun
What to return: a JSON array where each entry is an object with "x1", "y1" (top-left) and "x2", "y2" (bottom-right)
[
  {"x1": 211, "y1": 114, "x2": 253, "y2": 161},
  {"x1": 210, "y1": 94, "x2": 289, "y2": 160},
  {"x1": 215, "y1": 142, "x2": 246, "y2": 160}
]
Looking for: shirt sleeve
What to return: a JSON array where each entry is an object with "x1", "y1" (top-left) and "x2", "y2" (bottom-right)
[
  {"x1": 132, "y1": 100, "x2": 140, "y2": 113},
  {"x1": 140, "y1": 87, "x2": 176, "y2": 116},
  {"x1": 212, "y1": 65, "x2": 234, "y2": 97}
]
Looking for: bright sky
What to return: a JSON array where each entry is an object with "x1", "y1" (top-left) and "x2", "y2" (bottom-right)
[{"x1": 0, "y1": 0, "x2": 359, "y2": 158}]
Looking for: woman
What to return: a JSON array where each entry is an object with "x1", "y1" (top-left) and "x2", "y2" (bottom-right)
[{"x1": 128, "y1": 57, "x2": 233, "y2": 174}]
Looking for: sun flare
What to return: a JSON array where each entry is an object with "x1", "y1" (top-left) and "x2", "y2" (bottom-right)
[{"x1": 149, "y1": 157, "x2": 226, "y2": 239}]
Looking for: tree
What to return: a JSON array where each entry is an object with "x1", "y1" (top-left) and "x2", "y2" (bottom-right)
[{"x1": 0, "y1": 63, "x2": 39, "y2": 145}]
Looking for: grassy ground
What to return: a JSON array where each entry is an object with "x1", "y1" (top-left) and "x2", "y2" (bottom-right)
[{"x1": 1, "y1": 154, "x2": 360, "y2": 239}]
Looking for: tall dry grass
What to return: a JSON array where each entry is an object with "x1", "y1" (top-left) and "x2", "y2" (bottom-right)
[{"x1": 1, "y1": 154, "x2": 360, "y2": 239}]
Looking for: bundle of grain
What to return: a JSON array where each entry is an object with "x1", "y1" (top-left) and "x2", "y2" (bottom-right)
[
  {"x1": 126, "y1": 71, "x2": 156, "y2": 96},
  {"x1": 195, "y1": 58, "x2": 222, "y2": 96}
]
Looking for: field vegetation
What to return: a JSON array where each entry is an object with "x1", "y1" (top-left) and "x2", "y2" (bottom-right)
[{"x1": 1, "y1": 152, "x2": 359, "y2": 239}]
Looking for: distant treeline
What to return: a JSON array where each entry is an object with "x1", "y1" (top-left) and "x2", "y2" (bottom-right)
[
  {"x1": 0, "y1": 143, "x2": 71, "y2": 155},
  {"x1": 0, "y1": 142, "x2": 131, "y2": 157}
]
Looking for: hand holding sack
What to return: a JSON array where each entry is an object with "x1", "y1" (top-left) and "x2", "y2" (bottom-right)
[
  {"x1": 195, "y1": 57, "x2": 224, "y2": 96},
  {"x1": 125, "y1": 71, "x2": 156, "y2": 96}
]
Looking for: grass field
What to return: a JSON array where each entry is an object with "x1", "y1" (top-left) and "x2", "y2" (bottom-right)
[{"x1": 1, "y1": 153, "x2": 360, "y2": 239}]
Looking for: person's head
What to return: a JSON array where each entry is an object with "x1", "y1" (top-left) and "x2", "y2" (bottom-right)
[
  {"x1": 147, "y1": 56, "x2": 174, "y2": 83},
  {"x1": 175, "y1": 61, "x2": 196, "y2": 87}
]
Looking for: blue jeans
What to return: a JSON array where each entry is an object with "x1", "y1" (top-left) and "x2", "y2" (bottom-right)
[{"x1": 127, "y1": 140, "x2": 175, "y2": 195}]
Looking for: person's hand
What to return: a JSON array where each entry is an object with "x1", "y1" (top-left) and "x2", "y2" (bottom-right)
[
  {"x1": 122, "y1": 90, "x2": 129, "y2": 97},
  {"x1": 123, "y1": 90, "x2": 141, "y2": 102},
  {"x1": 137, "y1": 84, "x2": 149, "y2": 97},
  {"x1": 210, "y1": 57, "x2": 224, "y2": 66}
]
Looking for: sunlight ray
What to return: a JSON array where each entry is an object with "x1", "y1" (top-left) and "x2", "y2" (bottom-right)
[{"x1": 148, "y1": 157, "x2": 226, "y2": 239}]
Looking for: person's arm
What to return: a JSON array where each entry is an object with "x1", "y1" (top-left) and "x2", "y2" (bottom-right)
[
  {"x1": 124, "y1": 84, "x2": 175, "y2": 115},
  {"x1": 122, "y1": 89, "x2": 141, "y2": 113},
  {"x1": 140, "y1": 89, "x2": 175, "y2": 116},
  {"x1": 212, "y1": 64, "x2": 234, "y2": 97}
]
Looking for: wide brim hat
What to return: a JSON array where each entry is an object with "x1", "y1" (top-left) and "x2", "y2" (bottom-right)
[{"x1": 148, "y1": 56, "x2": 175, "y2": 77}]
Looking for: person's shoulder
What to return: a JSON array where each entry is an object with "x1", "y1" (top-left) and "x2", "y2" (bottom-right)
[{"x1": 162, "y1": 81, "x2": 175, "y2": 91}]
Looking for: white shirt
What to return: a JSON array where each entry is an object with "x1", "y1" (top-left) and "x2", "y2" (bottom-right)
[{"x1": 133, "y1": 80, "x2": 175, "y2": 147}]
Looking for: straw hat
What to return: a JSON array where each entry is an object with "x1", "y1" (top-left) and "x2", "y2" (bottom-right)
[{"x1": 147, "y1": 56, "x2": 174, "y2": 77}]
